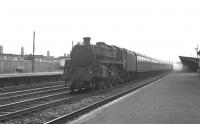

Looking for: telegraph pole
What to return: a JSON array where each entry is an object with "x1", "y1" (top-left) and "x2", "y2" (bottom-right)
[{"x1": 32, "y1": 31, "x2": 35, "y2": 73}]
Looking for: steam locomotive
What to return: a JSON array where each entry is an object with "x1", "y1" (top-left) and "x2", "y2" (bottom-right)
[{"x1": 63, "y1": 37, "x2": 172, "y2": 92}]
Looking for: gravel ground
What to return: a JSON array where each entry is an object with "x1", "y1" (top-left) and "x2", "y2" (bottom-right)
[{"x1": 1, "y1": 74, "x2": 163, "y2": 124}]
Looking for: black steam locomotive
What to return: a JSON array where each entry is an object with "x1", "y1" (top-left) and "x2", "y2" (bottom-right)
[{"x1": 63, "y1": 37, "x2": 172, "y2": 92}]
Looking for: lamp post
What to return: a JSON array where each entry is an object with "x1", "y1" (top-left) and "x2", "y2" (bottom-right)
[{"x1": 32, "y1": 31, "x2": 35, "y2": 73}]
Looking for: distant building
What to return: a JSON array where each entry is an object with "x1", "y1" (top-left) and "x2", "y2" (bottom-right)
[
  {"x1": 0, "y1": 46, "x2": 23, "y2": 61},
  {"x1": 0, "y1": 53, "x2": 57, "y2": 62},
  {"x1": 0, "y1": 53, "x2": 23, "y2": 61},
  {"x1": 47, "y1": 51, "x2": 50, "y2": 57},
  {"x1": 57, "y1": 56, "x2": 70, "y2": 69},
  {"x1": 0, "y1": 46, "x2": 59, "y2": 62},
  {"x1": 21, "y1": 47, "x2": 24, "y2": 56},
  {"x1": 24, "y1": 54, "x2": 56, "y2": 62}
]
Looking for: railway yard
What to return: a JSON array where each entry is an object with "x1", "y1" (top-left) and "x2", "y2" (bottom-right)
[{"x1": 0, "y1": 71, "x2": 170, "y2": 124}]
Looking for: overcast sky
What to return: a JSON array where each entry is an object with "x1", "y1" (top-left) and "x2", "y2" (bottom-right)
[{"x1": 0, "y1": 0, "x2": 200, "y2": 62}]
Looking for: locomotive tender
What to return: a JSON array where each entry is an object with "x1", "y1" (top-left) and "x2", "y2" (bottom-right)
[{"x1": 63, "y1": 37, "x2": 172, "y2": 92}]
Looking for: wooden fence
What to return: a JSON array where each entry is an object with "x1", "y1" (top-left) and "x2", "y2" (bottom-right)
[{"x1": 0, "y1": 60, "x2": 60, "y2": 74}]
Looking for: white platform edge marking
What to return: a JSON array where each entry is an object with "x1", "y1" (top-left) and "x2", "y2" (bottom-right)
[{"x1": 69, "y1": 74, "x2": 171, "y2": 124}]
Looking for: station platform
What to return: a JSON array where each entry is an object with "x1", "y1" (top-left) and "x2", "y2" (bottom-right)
[
  {"x1": 0, "y1": 71, "x2": 62, "y2": 78},
  {"x1": 0, "y1": 71, "x2": 63, "y2": 87},
  {"x1": 70, "y1": 72, "x2": 200, "y2": 124}
]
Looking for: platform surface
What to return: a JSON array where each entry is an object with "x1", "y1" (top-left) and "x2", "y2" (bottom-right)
[
  {"x1": 0, "y1": 71, "x2": 62, "y2": 78},
  {"x1": 70, "y1": 72, "x2": 200, "y2": 124}
]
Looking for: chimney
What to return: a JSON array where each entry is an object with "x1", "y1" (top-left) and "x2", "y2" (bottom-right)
[
  {"x1": 83, "y1": 37, "x2": 91, "y2": 45},
  {"x1": 47, "y1": 51, "x2": 50, "y2": 57},
  {"x1": 0, "y1": 45, "x2": 3, "y2": 54},
  {"x1": 21, "y1": 47, "x2": 24, "y2": 55}
]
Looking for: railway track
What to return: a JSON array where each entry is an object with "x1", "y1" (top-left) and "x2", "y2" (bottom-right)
[
  {"x1": 0, "y1": 81, "x2": 64, "y2": 94},
  {"x1": 0, "y1": 81, "x2": 72, "y2": 121},
  {"x1": 0, "y1": 84, "x2": 67, "y2": 105},
  {"x1": 45, "y1": 72, "x2": 170, "y2": 124}
]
